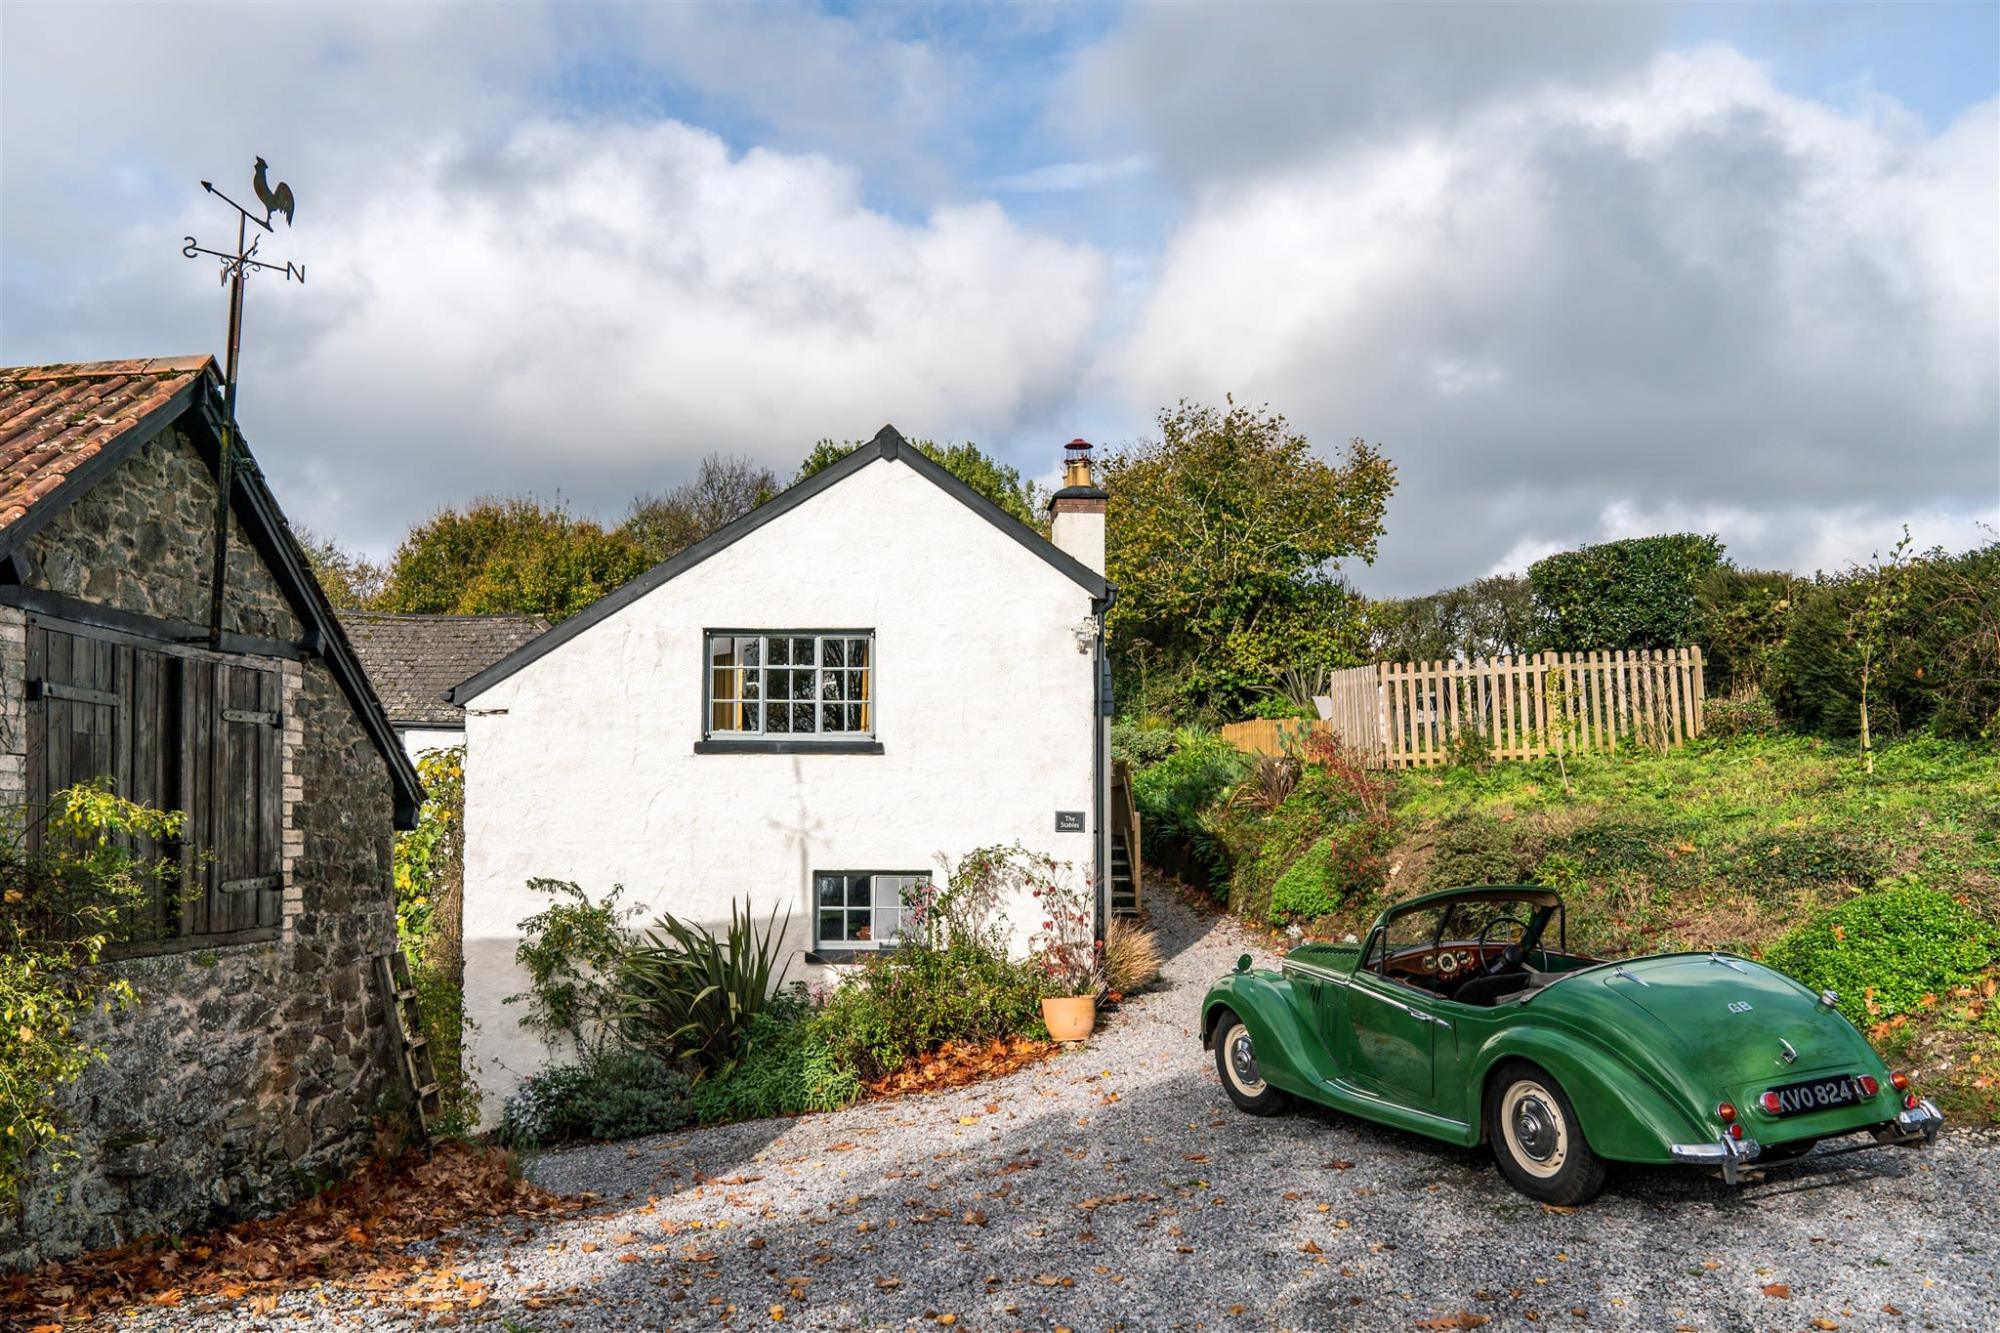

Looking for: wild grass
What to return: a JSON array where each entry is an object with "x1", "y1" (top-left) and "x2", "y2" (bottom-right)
[{"x1": 1330, "y1": 732, "x2": 2000, "y2": 1119}]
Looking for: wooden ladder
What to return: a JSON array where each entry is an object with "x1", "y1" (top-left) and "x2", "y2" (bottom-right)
[{"x1": 376, "y1": 950, "x2": 443, "y2": 1137}]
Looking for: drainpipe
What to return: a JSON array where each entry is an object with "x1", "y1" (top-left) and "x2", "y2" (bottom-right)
[{"x1": 1092, "y1": 587, "x2": 1116, "y2": 939}]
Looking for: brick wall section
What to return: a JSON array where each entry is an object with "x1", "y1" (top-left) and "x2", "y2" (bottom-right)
[
  {"x1": 0, "y1": 605, "x2": 23, "y2": 808},
  {"x1": 0, "y1": 423, "x2": 405, "y2": 1269},
  {"x1": 281, "y1": 658, "x2": 307, "y2": 935}
]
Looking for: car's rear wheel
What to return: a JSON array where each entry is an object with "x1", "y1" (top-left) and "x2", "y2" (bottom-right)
[
  {"x1": 1485, "y1": 1061, "x2": 1606, "y2": 1205},
  {"x1": 1212, "y1": 1008, "x2": 1291, "y2": 1116}
]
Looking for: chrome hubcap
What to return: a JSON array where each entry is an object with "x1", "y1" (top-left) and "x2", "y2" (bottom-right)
[
  {"x1": 1230, "y1": 1032, "x2": 1261, "y2": 1086},
  {"x1": 1513, "y1": 1096, "x2": 1557, "y2": 1162},
  {"x1": 1500, "y1": 1079, "x2": 1570, "y2": 1178}
]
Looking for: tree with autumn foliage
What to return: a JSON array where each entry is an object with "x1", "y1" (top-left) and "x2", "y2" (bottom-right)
[
  {"x1": 373, "y1": 497, "x2": 651, "y2": 621},
  {"x1": 1103, "y1": 399, "x2": 1395, "y2": 720}
]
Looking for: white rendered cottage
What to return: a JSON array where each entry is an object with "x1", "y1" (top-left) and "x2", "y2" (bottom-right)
[{"x1": 451, "y1": 427, "x2": 1117, "y2": 1119}]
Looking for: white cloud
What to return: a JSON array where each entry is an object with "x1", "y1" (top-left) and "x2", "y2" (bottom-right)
[
  {"x1": 258, "y1": 118, "x2": 1106, "y2": 550},
  {"x1": 1106, "y1": 47, "x2": 1999, "y2": 593},
  {"x1": 1489, "y1": 498, "x2": 2000, "y2": 582},
  {"x1": 611, "y1": 3, "x2": 973, "y2": 194},
  {"x1": 0, "y1": 5, "x2": 1113, "y2": 555}
]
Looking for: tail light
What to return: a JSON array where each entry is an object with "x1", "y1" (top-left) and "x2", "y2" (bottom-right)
[
  {"x1": 1905, "y1": 1092, "x2": 1920, "y2": 1110},
  {"x1": 1759, "y1": 1091, "x2": 1783, "y2": 1114},
  {"x1": 1890, "y1": 1071, "x2": 1911, "y2": 1092},
  {"x1": 1858, "y1": 1075, "x2": 1879, "y2": 1097},
  {"x1": 1728, "y1": 1122, "x2": 1743, "y2": 1139},
  {"x1": 1717, "y1": 1102, "x2": 1737, "y2": 1123}
]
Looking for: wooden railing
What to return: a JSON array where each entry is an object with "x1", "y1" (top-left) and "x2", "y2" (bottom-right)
[{"x1": 1221, "y1": 647, "x2": 1706, "y2": 768}]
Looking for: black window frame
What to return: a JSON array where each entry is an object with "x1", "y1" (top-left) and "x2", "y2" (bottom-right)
[
  {"x1": 808, "y1": 869, "x2": 929, "y2": 960},
  {"x1": 697, "y1": 628, "x2": 883, "y2": 755}
]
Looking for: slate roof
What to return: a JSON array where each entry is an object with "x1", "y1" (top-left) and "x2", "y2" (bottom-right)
[
  {"x1": 346, "y1": 613, "x2": 553, "y2": 726},
  {"x1": 0, "y1": 356, "x2": 217, "y2": 530}
]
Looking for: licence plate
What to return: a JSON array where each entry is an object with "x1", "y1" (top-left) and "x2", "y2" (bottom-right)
[{"x1": 1765, "y1": 1074, "x2": 1861, "y2": 1117}]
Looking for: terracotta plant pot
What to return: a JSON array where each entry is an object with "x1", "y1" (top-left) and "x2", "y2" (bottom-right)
[{"x1": 1041, "y1": 994, "x2": 1097, "y2": 1042}]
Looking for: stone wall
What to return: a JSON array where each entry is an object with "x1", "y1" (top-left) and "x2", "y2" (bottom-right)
[
  {"x1": 0, "y1": 422, "x2": 405, "y2": 1269},
  {"x1": 23, "y1": 425, "x2": 301, "y2": 642}
]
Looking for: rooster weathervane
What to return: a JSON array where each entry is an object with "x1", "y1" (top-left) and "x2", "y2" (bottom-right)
[{"x1": 181, "y1": 156, "x2": 306, "y2": 645}]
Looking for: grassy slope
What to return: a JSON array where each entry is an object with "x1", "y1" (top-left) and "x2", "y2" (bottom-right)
[{"x1": 1307, "y1": 734, "x2": 2000, "y2": 1120}]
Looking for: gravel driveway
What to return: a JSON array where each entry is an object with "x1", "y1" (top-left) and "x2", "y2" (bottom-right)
[{"x1": 143, "y1": 886, "x2": 1996, "y2": 1332}]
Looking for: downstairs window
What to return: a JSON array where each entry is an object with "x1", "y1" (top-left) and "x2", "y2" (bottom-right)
[{"x1": 813, "y1": 871, "x2": 927, "y2": 951}]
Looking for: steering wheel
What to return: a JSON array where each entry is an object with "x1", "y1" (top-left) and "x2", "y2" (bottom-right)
[{"x1": 1478, "y1": 916, "x2": 1531, "y2": 976}]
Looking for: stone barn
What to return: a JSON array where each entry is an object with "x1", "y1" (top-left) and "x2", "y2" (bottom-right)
[{"x1": 0, "y1": 356, "x2": 423, "y2": 1267}]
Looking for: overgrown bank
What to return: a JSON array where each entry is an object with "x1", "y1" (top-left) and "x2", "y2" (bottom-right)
[{"x1": 1127, "y1": 727, "x2": 2000, "y2": 1119}]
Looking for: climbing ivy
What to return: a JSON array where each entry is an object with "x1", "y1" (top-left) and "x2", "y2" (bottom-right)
[{"x1": 391, "y1": 747, "x2": 478, "y2": 1136}]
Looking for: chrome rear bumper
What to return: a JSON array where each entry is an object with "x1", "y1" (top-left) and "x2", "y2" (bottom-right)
[
  {"x1": 1670, "y1": 1133, "x2": 1762, "y2": 1185},
  {"x1": 1877, "y1": 1097, "x2": 1944, "y2": 1147},
  {"x1": 1676, "y1": 1099, "x2": 1943, "y2": 1185}
]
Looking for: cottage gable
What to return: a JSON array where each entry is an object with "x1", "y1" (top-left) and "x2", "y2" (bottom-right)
[
  {"x1": 0, "y1": 357, "x2": 421, "y2": 822},
  {"x1": 451, "y1": 426, "x2": 1107, "y2": 706}
]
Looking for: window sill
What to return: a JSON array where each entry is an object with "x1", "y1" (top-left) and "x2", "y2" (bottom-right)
[
  {"x1": 103, "y1": 927, "x2": 280, "y2": 962},
  {"x1": 694, "y1": 739, "x2": 884, "y2": 755},
  {"x1": 805, "y1": 946, "x2": 900, "y2": 966}
]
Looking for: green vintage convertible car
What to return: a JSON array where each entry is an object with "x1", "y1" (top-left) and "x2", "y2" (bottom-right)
[{"x1": 1201, "y1": 885, "x2": 1943, "y2": 1204}]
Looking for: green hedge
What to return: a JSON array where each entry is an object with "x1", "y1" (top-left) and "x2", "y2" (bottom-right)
[
  {"x1": 1770, "y1": 544, "x2": 2000, "y2": 741},
  {"x1": 1529, "y1": 533, "x2": 1723, "y2": 652}
]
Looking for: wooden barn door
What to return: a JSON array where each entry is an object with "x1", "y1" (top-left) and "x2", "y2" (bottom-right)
[
  {"x1": 181, "y1": 658, "x2": 284, "y2": 937},
  {"x1": 24, "y1": 619, "x2": 283, "y2": 944},
  {"x1": 24, "y1": 621, "x2": 180, "y2": 939}
]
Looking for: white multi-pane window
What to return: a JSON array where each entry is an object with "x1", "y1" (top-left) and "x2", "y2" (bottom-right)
[
  {"x1": 815, "y1": 871, "x2": 927, "y2": 949},
  {"x1": 707, "y1": 632, "x2": 873, "y2": 737}
]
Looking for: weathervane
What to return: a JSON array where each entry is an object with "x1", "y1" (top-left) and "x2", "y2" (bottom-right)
[{"x1": 182, "y1": 157, "x2": 303, "y2": 646}]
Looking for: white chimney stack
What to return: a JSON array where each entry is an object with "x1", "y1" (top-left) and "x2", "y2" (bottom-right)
[{"x1": 1047, "y1": 437, "x2": 1106, "y2": 576}]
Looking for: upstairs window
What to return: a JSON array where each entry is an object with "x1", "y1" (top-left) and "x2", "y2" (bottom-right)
[{"x1": 706, "y1": 632, "x2": 873, "y2": 739}]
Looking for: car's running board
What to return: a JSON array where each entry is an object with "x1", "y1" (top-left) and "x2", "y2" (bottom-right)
[{"x1": 1319, "y1": 1076, "x2": 1475, "y2": 1143}]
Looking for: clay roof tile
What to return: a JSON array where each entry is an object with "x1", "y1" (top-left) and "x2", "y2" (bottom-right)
[{"x1": 0, "y1": 355, "x2": 218, "y2": 533}]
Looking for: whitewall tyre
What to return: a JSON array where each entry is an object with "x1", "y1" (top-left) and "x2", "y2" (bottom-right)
[
  {"x1": 1484, "y1": 1062, "x2": 1606, "y2": 1205},
  {"x1": 1213, "y1": 1008, "x2": 1291, "y2": 1116}
]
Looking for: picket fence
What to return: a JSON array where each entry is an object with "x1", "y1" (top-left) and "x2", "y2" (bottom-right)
[{"x1": 1221, "y1": 647, "x2": 1706, "y2": 768}]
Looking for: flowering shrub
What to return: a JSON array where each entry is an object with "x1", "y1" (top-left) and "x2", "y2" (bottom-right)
[
  {"x1": 1029, "y1": 862, "x2": 1101, "y2": 998},
  {"x1": 807, "y1": 846, "x2": 1054, "y2": 1083}
]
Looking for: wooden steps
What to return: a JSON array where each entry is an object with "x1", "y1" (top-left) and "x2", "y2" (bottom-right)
[{"x1": 1110, "y1": 831, "x2": 1138, "y2": 916}]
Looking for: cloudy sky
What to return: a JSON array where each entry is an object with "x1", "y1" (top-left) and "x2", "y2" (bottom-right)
[{"x1": 2, "y1": 1, "x2": 1994, "y2": 595}]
